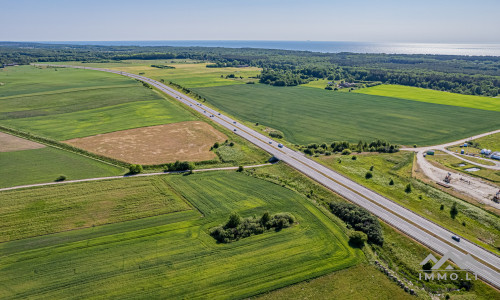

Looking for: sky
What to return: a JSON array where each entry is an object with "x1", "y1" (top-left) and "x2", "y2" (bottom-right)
[{"x1": 1, "y1": 0, "x2": 499, "y2": 43}]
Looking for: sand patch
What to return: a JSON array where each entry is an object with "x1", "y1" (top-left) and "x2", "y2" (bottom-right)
[{"x1": 0, "y1": 132, "x2": 45, "y2": 152}]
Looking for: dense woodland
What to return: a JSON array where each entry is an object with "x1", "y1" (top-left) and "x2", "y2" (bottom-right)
[{"x1": 1, "y1": 42, "x2": 500, "y2": 96}]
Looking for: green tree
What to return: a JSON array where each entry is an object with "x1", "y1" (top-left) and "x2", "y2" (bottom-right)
[
  {"x1": 226, "y1": 212, "x2": 241, "y2": 228},
  {"x1": 365, "y1": 171, "x2": 373, "y2": 179},
  {"x1": 349, "y1": 231, "x2": 368, "y2": 248},
  {"x1": 450, "y1": 202, "x2": 458, "y2": 219},
  {"x1": 237, "y1": 166, "x2": 244, "y2": 172},
  {"x1": 405, "y1": 183, "x2": 412, "y2": 193},
  {"x1": 422, "y1": 261, "x2": 433, "y2": 273},
  {"x1": 128, "y1": 164, "x2": 143, "y2": 174},
  {"x1": 389, "y1": 179, "x2": 394, "y2": 185}
]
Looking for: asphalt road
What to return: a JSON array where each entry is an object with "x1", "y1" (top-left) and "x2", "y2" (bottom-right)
[{"x1": 37, "y1": 64, "x2": 500, "y2": 288}]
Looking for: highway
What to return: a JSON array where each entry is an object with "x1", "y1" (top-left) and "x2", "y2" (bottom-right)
[{"x1": 37, "y1": 64, "x2": 500, "y2": 288}]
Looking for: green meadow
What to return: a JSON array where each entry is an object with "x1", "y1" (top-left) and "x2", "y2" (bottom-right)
[
  {"x1": 0, "y1": 147, "x2": 124, "y2": 188},
  {"x1": 0, "y1": 66, "x2": 195, "y2": 140},
  {"x1": 0, "y1": 171, "x2": 362, "y2": 299},
  {"x1": 44, "y1": 60, "x2": 262, "y2": 88},
  {"x1": 193, "y1": 84, "x2": 500, "y2": 146},
  {"x1": 356, "y1": 84, "x2": 500, "y2": 112}
]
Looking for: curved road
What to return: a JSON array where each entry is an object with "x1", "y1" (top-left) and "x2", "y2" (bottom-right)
[{"x1": 37, "y1": 64, "x2": 500, "y2": 289}]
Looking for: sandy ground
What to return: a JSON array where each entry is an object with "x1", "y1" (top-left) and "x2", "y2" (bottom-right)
[
  {"x1": 0, "y1": 132, "x2": 45, "y2": 152},
  {"x1": 64, "y1": 121, "x2": 227, "y2": 165},
  {"x1": 415, "y1": 151, "x2": 500, "y2": 209}
]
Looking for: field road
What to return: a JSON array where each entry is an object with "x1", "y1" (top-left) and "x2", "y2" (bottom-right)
[
  {"x1": 35, "y1": 64, "x2": 500, "y2": 289},
  {"x1": 0, "y1": 164, "x2": 271, "y2": 192}
]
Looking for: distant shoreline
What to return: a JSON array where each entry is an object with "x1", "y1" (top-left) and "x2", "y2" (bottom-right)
[{"x1": 33, "y1": 40, "x2": 500, "y2": 56}]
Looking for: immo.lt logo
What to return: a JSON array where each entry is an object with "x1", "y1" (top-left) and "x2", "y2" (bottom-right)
[{"x1": 419, "y1": 251, "x2": 478, "y2": 281}]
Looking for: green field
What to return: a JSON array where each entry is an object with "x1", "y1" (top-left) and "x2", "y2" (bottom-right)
[
  {"x1": 44, "y1": 60, "x2": 262, "y2": 88},
  {"x1": 0, "y1": 147, "x2": 124, "y2": 188},
  {"x1": 471, "y1": 132, "x2": 500, "y2": 151},
  {"x1": 256, "y1": 263, "x2": 413, "y2": 300},
  {"x1": 317, "y1": 152, "x2": 500, "y2": 254},
  {"x1": 193, "y1": 84, "x2": 500, "y2": 146},
  {"x1": 0, "y1": 66, "x2": 195, "y2": 140},
  {"x1": 0, "y1": 176, "x2": 191, "y2": 242},
  {"x1": 0, "y1": 171, "x2": 362, "y2": 299},
  {"x1": 356, "y1": 84, "x2": 500, "y2": 112}
]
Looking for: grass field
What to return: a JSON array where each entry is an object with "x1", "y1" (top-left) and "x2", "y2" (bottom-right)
[
  {"x1": 255, "y1": 263, "x2": 413, "y2": 300},
  {"x1": 193, "y1": 84, "x2": 500, "y2": 146},
  {"x1": 0, "y1": 147, "x2": 124, "y2": 188},
  {"x1": 0, "y1": 171, "x2": 362, "y2": 299},
  {"x1": 65, "y1": 121, "x2": 227, "y2": 164},
  {"x1": 45, "y1": 60, "x2": 262, "y2": 88},
  {"x1": 471, "y1": 132, "x2": 500, "y2": 151},
  {"x1": 0, "y1": 66, "x2": 195, "y2": 140},
  {"x1": 317, "y1": 152, "x2": 500, "y2": 254},
  {"x1": 356, "y1": 84, "x2": 500, "y2": 112},
  {"x1": 0, "y1": 176, "x2": 191, "y2": 242}
]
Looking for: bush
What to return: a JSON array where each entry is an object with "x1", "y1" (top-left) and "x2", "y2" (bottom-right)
[
  {"x1": 405, "y1": 183, "x2": 412, "y2": 193},
  {"x1": 369, "y1": 165, "x2": 374, "y2": 171},
  {"x1": 237, "y1": 166, "x2": 244, "y2": 172},
  {"x1": 229, "y1": 142, "x2": 235, "y2": 147},
  {"x1": 55, "y1": 175, "x2": 66, "y2": 182},
  {"x1": 365, "y1": 171, "x2": 373, "y2": 179},
  {"x1": 389, "y1": 179, "x2": 394, "y2": 185},
  {"x1": 440, "y1": 204, "x2": 444, "y2": 210},
  {"x1": 349, "y1": 231, "x2": 368, "y2": 248},
  {"x1": 269, "y1": 130, "x2": 284, "y2": 139},
  {"x1": 210, "y1": 212, "x2": 295, "y2": 243},
  {"x1": 128, "y1": 164, "x2": 143, "y2": 174},
  {"x1": 341, "y1": 149, "x2": 351, "y2": 155},
  {"x1": 329, "y1": 202, "x2": 383, "y2": 245},
  {"x1": 165, "y1": 160, "x2": 195, "y2": 171},
  {"x1": 450, "y1": 202, "x2": 458, "y2": 219},
  {"x1": 213, "y1": 142, "x2": 220, "y2": 149},
  {"x1": 351, "y1": 155, "x2": 357, "y2": 160}
]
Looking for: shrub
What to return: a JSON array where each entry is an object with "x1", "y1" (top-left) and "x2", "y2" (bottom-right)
[
  {"x1": 349, "y1": 231, "x2": 368, "y2": 248},
  {"x1": 210, "y1": 212, "x2": 295, "y2": 243},
  {"x1": 351, "y1": 155, "x2": 357, "y2": 160},
  {"x1": 269, "y1": 130, "x2": 284, "y2": 139},
  {"x1": 229, "y1": 142, "x2": 235, "y2": 147},
  {"x1": 450, "y1": 203, "x2": 458, "y2": 219},
  {"x1": 365, "y1": 171, "x2": 373, "y2": 179},
  {"x1": 55, "y1": 175, "x2": 66, "y2": 182},
  {"x1": 213, "y1": 142, "x2": 220, "y2": 149},
  {"x1": 405, "y1": 183, "x2": 412, "y2": 193},
  {"x1": 341, "y1": 149, "x2": 351, "y2": 155},
  {"x1": 237, "y1": 166, "x2": 244, "y2": 172},
  {"x1": 389, "y1": 179, "x2": 394, "y2": 185},
  {"x1": 128, "y1": 164, "x2": 143, "y2": 174},
  {"x1": 440, "y1": 204, "x2": 444, "y2": 210},
  {"x1": 369, "y1": 165, "x2": 374, "y2": 171},
  {"x1": 329, "y1": 202, "x2": 383, "y2": 245}
]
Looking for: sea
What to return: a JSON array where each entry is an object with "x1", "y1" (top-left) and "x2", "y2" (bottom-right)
[{"x1": 43, "y1": 40, "x2": 500, "y2": 56}]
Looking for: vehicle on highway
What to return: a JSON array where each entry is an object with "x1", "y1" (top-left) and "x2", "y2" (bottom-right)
[
  {"x1": 233, "y1": 121, "x2": 237, "y2": 124},
  {"x1": 278, "y1": 143, "x2": 284, "y2": 148},
  {"x1": 452, "y1": 235, "x2": 461, "y2": 242},
  {"x1": 269, "y1": 141, "x2": 272, "y2": 144},
  {"x1": 234, "y1": 129, "x2": 237, "y2": 131},
  {"x1": 218, "y1": 113, "x2": 221, "y2": 115}
]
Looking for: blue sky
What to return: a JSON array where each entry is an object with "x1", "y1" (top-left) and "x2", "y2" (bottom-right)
[{"x1": 1, "y1": 0, "x2": 499, "y2": 43}]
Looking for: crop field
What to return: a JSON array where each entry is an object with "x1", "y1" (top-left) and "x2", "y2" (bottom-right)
[
  {"x1": 356, "y1": 84, "x2": 500, "y2": 112},
  {"x1": 0, "y1": 171, "x2": 362, "y2": 299},
  {"x1": 0, "y1": 176, "x2": 191, "y2": 242},
  {"x1": 193, "y1": 84, "x2": 500, "y2": 146},
  {"x1": 45, "y1": 60, "x2": 262, "y2": 88},
  {"x1": 65, "y1": 121, "x2": 227, "y2": 164},
  {"x1": 0, "y1": 132, "x2": 45, "y2": 152},
  {"x1": 0, "y1": 147, "x2": 124, "y2": 188},
  {"x1": 317, "y1": 152, "x2": 500, "y2": 254},
  {"x1": 0, "y1": 66, "x2": 195, "y2": 140}
]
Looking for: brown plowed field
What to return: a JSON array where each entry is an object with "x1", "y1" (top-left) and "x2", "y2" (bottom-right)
[
  {"x1": 64, "y1": 121, "x2": 227, "y2": 165},
  {"x1": 0, "y1": 132, "x2": 45, "y2": 152}
]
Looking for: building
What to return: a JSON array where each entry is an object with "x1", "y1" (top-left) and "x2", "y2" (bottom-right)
[{"x1": 491, "y1": 152, "x2": 500, "y2": 160}]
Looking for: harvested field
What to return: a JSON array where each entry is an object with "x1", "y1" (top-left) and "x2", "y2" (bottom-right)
[
  {"x1": 64, "y1": 121, "x2": 227, "y2": 164},
  {"x1": 0, "y1": 132, "x2": 45, "y2": 152}
]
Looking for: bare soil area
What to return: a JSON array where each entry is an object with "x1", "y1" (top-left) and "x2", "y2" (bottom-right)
[
  {"x1": 64, "y1": 121, "x2": 227, "y2": 165},
  {"x1": 0, "y1": 132, "x2": 45, "y2": 152}
]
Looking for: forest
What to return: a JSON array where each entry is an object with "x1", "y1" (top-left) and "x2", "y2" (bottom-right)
[{"x1": 1, "y1": 42, "x2": 499, "y2": 96}]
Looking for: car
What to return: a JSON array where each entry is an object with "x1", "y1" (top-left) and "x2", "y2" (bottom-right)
[
  {"x1": 234, "y1": 129, "x2": 237, "y2": 131},
  {"x1": 204, "y1": 110, "x2": 206, "y2": 113},
  {"x1": 218, "y1": 113, "x2": 221, "y2": 115},
  {"x1": 278, "y1": 143, "x2": 284, "y2": 148},
  {"x1": 233, "y1": 121, "x2": 236, "y2": 124},
  {"x1": 452, "y1": 235, "x2": 461, "y2": 242},
  {"x1": 269, "y1": 141, "x2": 272, "y2": 144}
]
